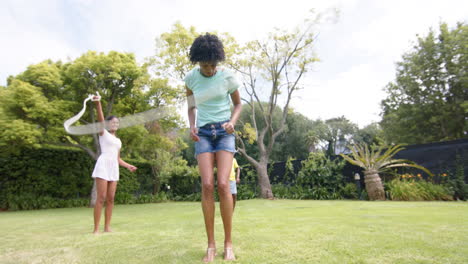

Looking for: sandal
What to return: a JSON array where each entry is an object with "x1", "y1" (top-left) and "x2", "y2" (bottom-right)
[
  {"x1": 224, "y1": 247, "x2": 236, "y2": 261},
  {"x1": 203, "y1": 248, "x2": 217, "y2": 262}
]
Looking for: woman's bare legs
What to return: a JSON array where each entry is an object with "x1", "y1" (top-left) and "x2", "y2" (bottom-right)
[
  {"x1": 93, "y1": 178, "x2": 108, "y2": 234},
  {"x1": 215, "y1": 151, "x2": 235, "y2": 260},
  {"x1": 198, "y1": 153, "x2": 216, "y2": 262},
  {"x1": 104, "y1": 181, "x2": 117, "y2": 232}
]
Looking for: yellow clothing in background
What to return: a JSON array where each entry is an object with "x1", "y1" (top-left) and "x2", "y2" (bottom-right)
[{"x1": 229, "y1": 158, "x2": 239, "y2": 181}]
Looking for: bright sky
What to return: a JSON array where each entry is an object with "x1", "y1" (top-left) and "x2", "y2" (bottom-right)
[{"x1": 2, "y1": 0, "x2": 467, "y2": 127}]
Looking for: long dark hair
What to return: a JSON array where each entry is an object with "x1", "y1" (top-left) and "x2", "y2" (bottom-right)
[{"x1": 106, "y1": 115, "x2": 118, "y2": 121}]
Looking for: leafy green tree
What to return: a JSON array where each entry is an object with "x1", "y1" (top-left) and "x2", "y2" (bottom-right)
[
  {"x1": 0, "y1": 51, "x2": 186, "y2": 204},
  {"x1": 307, "y1": 116, "x2": 357, "y2": 156},
  {"x1": 381, "y1": 22, "x2": 467, "y2": 144},
  {"x1": 236, "y1": 102, "x2": 282, "y2": 163},
  {"x1": 235, "y1": 12, "x2": 326, "y2": 198},
  {"x1": 62, "y1": 51, "x2": 143, "y2": 117},
  {"x1": 149, "y1": 23, "x2": 242, "y2": 165},
  {"x1": 272, "y1": 110, "x2": 321, "y2": 161},
  {"x1": 151, "y1": 22, "x2": 200, "y2": 81},
  {"x1": 151, "y1": 17, "x2": 333, "y2": 199},
  {"x1": 354, "y1": 122, "x2": 385, "y2": 147},
  {"x1": 0, "y1": 79, "x2": 69, "y2": 153},
  {"x1": 63, "y1": 52, "x2": 186, "y2": 199},
  {"x1": 15, "y1": 60, "x2": 64, "y2": 100},
  {"x1": 56, "y1": 51, "x2": 146, "y2": 160}
]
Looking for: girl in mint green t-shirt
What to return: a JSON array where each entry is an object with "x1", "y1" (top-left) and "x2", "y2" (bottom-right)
[{"x1": 185, "y1": 33, "x2": 242, "y2": 262}]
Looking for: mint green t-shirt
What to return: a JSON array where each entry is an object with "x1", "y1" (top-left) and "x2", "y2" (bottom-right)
[{"x1": 184, "y1": 67, "x2": 240, "y2": 127}]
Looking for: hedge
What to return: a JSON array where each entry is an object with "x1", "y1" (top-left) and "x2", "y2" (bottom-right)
[{"x1": 0, "y1": 146, "x2": 155, "y2": 210}]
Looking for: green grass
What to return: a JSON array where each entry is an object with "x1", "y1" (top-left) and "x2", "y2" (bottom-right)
[{"x1": 1, "y1": 200, "x2": 467, "y2": 264}]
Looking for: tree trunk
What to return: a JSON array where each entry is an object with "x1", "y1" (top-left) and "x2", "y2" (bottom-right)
[
  {"x1": 257, "y1": 162, "x2": 274, "y2": 199},
  {"x1": 308, "y1": 145, "x2": 316, "y2": 153},
  {"x1": 89, "y1": 180, "x2": 97, "y2": 207},
  {"x1": 236, "y1": 136, "x2": 275, "y2": 199},
  {"x1": 364, "y1": 170, "x2": 386, "y2": 200}
]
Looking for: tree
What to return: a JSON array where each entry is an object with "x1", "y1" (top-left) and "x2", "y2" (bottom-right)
[
  {"x1": 151, "y1": 22, "x2": 200, "y2": 81},
  {"x1": 236, "y1": 102, "x2": 319, "y2": 164},
  {"x1": 63, "y1": 52, "x2": 184, "y2": 203},
  {"x1": 381, "y1": 22, "x2": 467, "y2": 144},
  {"x1": 0, "y1": 79, "x2": 69, "y2": 153},
  {"x1": 150, "y1": 23, "x2": 241, "y2": 166},
  {"x1": 236, "y1": 101, "x2": 281, "y2": 164},
  {"x1": 1, "y1": 51, "x2": 185, "y2": 205},
  {"x1": 234, "y1": 12, "x2": 326, "y2": 199},
  {"x1": 15, "y1": 60, "x2": 64, "y2": 100},
  {"x1": 306, "y1": 116, "x2": 358, "y2": 156},
  {"x1": 61, "y1": 51, "x2": 144, "y2": 159},
  {"x1": 305, "y1": 130, "x2": 321, "y2": 153},
  {"x1": 305, "y1": 120, "x2": 328, "y2": 153},
  {"x1": 151, "y1": 15, "x2": 334, "y2": 199},
  {"x1": 341, "y1": 143, "x2": 433, "y2": 200},
  {"x1": 324, "y1": 116, "x2": 358, "y2": 155},
  {"x1": 354, "y1": 122, "x2": 385, "y2": 147},
  {"x1": 272, "y1": 110, "x2": 321, "y2": 161}
]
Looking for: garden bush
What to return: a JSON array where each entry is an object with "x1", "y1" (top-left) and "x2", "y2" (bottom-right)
[
  {"x1": 387, "y1": 177, "x2": 453, "y2": 201},
  {"x1": 341, "y1": 183, "x2": 359, "y2": 199},
  {"x1": 296, "y1": 152, "x2": 346, "y2": 198},
  {"x1": 0, "y1": 146, "x2": 158, "y2": 210}
]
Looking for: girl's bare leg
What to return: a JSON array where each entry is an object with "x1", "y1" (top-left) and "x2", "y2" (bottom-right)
[
  {"x1": 215, "y1": 151, "x2": 235, "y2": 260},
  {"x1": 197, "y1": 153, "x2": 217, "y2": 262},
  {"x1": 104, "y1": 181, "x2": 118, "y2": 232},
  {"x1": 93, "y1": 178, "x2": 108, "y2": 234}
]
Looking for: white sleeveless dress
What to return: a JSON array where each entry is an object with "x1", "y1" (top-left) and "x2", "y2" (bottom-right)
[{"x1": 92, "y1": 129, "x2": 122, "y2": 181}]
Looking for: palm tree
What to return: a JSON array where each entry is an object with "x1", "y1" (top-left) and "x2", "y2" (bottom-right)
[{"x1": 340, "y1": 143, "x2": 433, "y2": 200}]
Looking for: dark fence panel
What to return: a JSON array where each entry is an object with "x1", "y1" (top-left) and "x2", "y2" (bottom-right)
[
  {"x1": 249, "y1": 138, "x2": 468, "y2": 185},
  {"x1": 394, "y1": 138, "x2": 468, "y2": 180}
]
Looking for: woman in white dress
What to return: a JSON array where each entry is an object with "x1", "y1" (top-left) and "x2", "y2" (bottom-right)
[{"x1": 91, "y1": 96, "x2": 137, "y2": 234}]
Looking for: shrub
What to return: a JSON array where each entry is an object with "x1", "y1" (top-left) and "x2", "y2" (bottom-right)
[
  {"x1": 236, "y1": 184, "x2": 258, "y2": 200},
  {"x1": 271, "y1": 184, "x2": 296, "y2": 199},
  {"x1": 6, "y1": 193, "x2": 89, "y2": 211},
  {"x1": 166, "y1": 159, "x2": 200, "y2": 197},
  {"x1": 446, "y1": 154, "x2": 468, "y2": 200},
  {"x1": 118, "y1": 168, "x2": 141, "y2": 195},
  {"x1": 135, "y1": 194, "x2": 153, "y2": 204},
  {"x1": 341, "y1": 183, "x2": 359, "y2": 199},
  {"x1": 153, "y1": 191, "x2": 169, "y2": 202},
  {"x1": 270, "y1": 184, "x2": 343, "y2": 200},
  {"x1": 115, "y1": 192, "x2": 135, "y2": 204},
  {"x1": 297, "y1": 152, "x2": 346, "y2": 198},
  {"x1": 387, "y1": 178, "x2": 453, "y2": 201},
  {"x1": 0, "y1": 146, "x2": 156, "y2": 210}
]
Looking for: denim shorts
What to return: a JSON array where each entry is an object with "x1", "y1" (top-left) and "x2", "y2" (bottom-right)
[
  {"x1": 195, "y1": 120, "x2": 236, "y2": 156},
  {"x1": 230, "y1": 180, "x2": 237, "y2": 194}
]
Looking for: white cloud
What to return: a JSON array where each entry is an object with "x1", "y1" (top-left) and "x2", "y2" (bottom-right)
[
  {"x1": 294, "y1": 63, "x2": 388, "y2": 127},
  {"x1": 1, "y1": 0, "x2": 466, "y2": 128},
  {"x1": 1, "y1": 1, "x2": 81, "y2": 82},
  {"x1": 293, "y1": 0, "x2": 468, "y2": 127}
]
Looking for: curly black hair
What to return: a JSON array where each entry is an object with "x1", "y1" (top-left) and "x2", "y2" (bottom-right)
[{"x1": 189, "y1": 33, "x2": 225, "y2": 63}]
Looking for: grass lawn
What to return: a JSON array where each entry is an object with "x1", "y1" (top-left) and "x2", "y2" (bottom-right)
[{"x1": 1, "y1": 199, "x2": 467, "y2": 264}]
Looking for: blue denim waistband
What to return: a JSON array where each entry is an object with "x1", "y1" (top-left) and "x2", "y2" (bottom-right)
[{"x1": 199, "y1": 120, "x2": 230, "y2": 129}]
